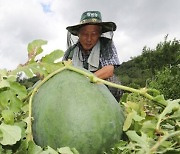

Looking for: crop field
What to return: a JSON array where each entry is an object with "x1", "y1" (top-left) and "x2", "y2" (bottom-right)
[{"x1": 0, "y1": 40, "x2": 179, "y2": 154}]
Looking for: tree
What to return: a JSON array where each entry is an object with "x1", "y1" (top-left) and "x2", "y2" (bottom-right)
[
  {"x1": 148, "y1": 65, "x2": 180, "y2": 99},
  {"x1": 116, "y1": 36, "x2": 180, "y2": 88}
]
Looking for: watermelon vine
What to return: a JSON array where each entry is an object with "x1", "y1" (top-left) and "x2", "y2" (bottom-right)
[{"x1": 0, "y1": 40, "x2": 179, "y2": 153}]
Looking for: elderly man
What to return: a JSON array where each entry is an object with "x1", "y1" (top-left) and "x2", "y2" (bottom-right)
[{"x1": 63, "y1": 11, "x2": 122, "y2": 100}]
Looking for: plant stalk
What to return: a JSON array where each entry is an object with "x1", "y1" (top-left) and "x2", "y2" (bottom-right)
[
  {"x1": 150, "y1": 131, "x2": 180, "y2": 153},
  {"x1": 66, "y1": 65, "x2": 166, "y2": 107},
  {"x1": 26, "y1": 66, "x2": 67, "y2": 141}
]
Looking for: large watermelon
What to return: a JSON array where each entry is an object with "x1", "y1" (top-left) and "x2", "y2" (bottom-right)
[{"x1": 32, "y1": 68, "x2": 124, "y2": 153}]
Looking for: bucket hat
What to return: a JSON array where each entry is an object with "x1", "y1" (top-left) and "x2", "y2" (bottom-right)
[{"x1": 66, "y1": 11, "x2": 116, "y2": 36}]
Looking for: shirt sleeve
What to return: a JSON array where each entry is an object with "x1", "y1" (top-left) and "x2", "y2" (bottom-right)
[{"x1": 99, "y1": 41, "x2": 120, "y2": 67}]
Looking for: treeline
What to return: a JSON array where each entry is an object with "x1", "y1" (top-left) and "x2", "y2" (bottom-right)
[{"x1": 115, "y1": 35, "x2": 180, "y2": 99}]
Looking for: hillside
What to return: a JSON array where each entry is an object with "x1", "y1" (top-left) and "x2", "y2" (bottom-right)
[{"x1": 115, "y1": 35, "x2": 180, "y2": 99}]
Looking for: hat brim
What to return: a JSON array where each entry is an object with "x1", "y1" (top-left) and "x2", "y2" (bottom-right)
[{"x1": 66, "y1": 22, "x2": 116, "y2": 36}]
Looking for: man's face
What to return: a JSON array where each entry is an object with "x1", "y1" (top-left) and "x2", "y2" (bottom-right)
[{"x1": 78, "y1": 25, "x2": 101, "y2": 51}]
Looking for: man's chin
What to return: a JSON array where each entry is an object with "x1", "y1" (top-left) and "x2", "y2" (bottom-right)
[{"x1": 83, "y1": 46, "x2": 93, "y2": 51}]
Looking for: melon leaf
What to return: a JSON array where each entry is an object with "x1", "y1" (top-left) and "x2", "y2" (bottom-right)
[
  {"x1": 58, "y1": 147, "x2": 74, "y2": 154},
  {"x1": 9, "y1": 81, "x2": 27, "y2": 100},
  {"x1": 0, "y1": 79, "x2": 10, "y2": 89},
  {"x1": 41, "y1": 50, "x2": 64, "y2": 63},
  {"x1": 28, "y1": 141, "x2": 42, "y2": 154},
  {"x1": 27, "y1": 40, "x2": 47, "y2": 62},
  {"x1": 0, "y1": 123, "x2": 21, "y2": 145}
]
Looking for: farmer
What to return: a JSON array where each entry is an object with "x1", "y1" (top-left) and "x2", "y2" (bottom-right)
[{"x1": 63, "y1": 11, "x2": 122, "y2": 101}]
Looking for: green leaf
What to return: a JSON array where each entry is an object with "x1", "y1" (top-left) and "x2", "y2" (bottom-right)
[
  {"x1": 0, "y1": 123, "x2": 21, "y2": 145},
  {"x1": 123, "y1": 112, "x2": 134, "y2": 131},
  {"x1": 1, "y1": 110, "x2": 14, "y2": 125},
  {"x1": 156, "y1": 99, "x2": 180, "y2": 130},
  {"x1": 170, "y1": 109, "x2": 180, "y2": 119},
  {"x1": 0, "y1": 79, "x2": 10, "y2": 89},
  {"x1": 159, "y1": 99, "x2": 180, "y2": 122},
  {"x1": 0, "y1": 90, "x2": 22, "y2": 112},
  {"x1": 141, "y1": 120, "x2": 156, "y2": 137},
  {"x1": 15, "y1": 121, "x2": 27, "y2": 139},
  {"x1": 123, "y1": 109, "x2": 145, "y2": 131},
  {"x1": 27, "y1": 142, "x2": 58, "y2": 154},
  {"x1": 11, "y1": 63, "x2": 48, "y2": 78},
  {"x1": 15, "y1": 140, "x2": 28, "y2": 154},
  {"x1": 7, "y1": 75, "x2": 17, "y2": 82},
  {"x1": 120, "y1": 92, "x2": 128, "y2": 103},
  {"x1": 126, "y1": 130, "x2": 144, "y2": 145},
  {"x1": 23, "y1": 69, "x2": 34, "y2": 78},
  {"x1": 9, "y1": 81, "x2": 27, "y2": 100},
  {"x1": 126, "y1": 101, "x2": 139, "y2": 112},
  {"x1": 41, "y1": 146, "x2": 58, "y2": 154},
  {"x1": 126, "y1": 131, "x2": 150, "y2": 152},
  {"x1": 71, "y1": 148, "x2": 80, "y2": 154},
  {"x1": 58, "y1": 147, "x2": 74, "y2": 154},
  {"x1": 30, "y1": 64, "x2": 48, "y2": 77},
  {"x1": 40, "y1": 62, "x2": 64, "y2": 74},
  {"x1": 153, "y1": 95, "x2": 168, "y2": 106},
  {"x1": 160, "y1": 140, "x2": 173, "y2": 148},
  {"x1": 132, "y1": 110, "x2": 145, "y2": 121},
  {"x1": 10, "y1": 56, "x2": 64, "y2": 79},
  {"x1": 21, "y1": 103, "x2": 29, "y2": 113},
  {"x1": 147, "y1": 88, "x2": 160, "y2": 96},
  {"x1": 27, "y1": 141, "x2": 43, "y2": 154},
  {"x1": 112, "y1": 140, "x2": 129, "y2": 152},
  {"x1": 41, "y1": 50, "x2": 64, "y2": 63},
  {"x1": 27, "y1": 40, "x2": 47, "y2": 62}
]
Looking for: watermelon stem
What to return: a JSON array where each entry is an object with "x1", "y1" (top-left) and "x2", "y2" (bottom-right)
[
  {"x1": 66, "y1": 65, "x2": 167, "y2": 107},
  {"x1": 27, "y1": 66, "x2": 67, "y2": 141},
  {"x1": 150, "y1": 130, "x2": 180, "y2": 153}
]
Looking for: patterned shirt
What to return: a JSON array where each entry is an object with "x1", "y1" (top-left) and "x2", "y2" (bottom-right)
[{"x1": 99, "y1": 41, "x2": 120, "y2": 67}]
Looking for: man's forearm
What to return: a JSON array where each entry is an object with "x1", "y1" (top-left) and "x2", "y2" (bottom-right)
[{"x1": 94, "y1": 65, "x2": 114, "y2": 79}]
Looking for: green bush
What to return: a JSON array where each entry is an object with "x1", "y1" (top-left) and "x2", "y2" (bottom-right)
[{"x1": 148, "y1": 65, "x2": 180, "y2": 99}]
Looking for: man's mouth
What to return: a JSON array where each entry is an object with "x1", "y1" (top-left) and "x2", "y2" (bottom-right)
[{"x1": 86, "y1": 44, "x2": 92, "y2": 47}]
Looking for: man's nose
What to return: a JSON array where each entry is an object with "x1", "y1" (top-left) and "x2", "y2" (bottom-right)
[{"x1": 87, "y1": 34, "x2": 92, "y2": 42}]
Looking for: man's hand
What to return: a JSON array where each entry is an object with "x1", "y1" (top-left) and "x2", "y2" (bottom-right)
[{"x1": 94, "y1": 65, "x2": 114, "y2": 79}]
